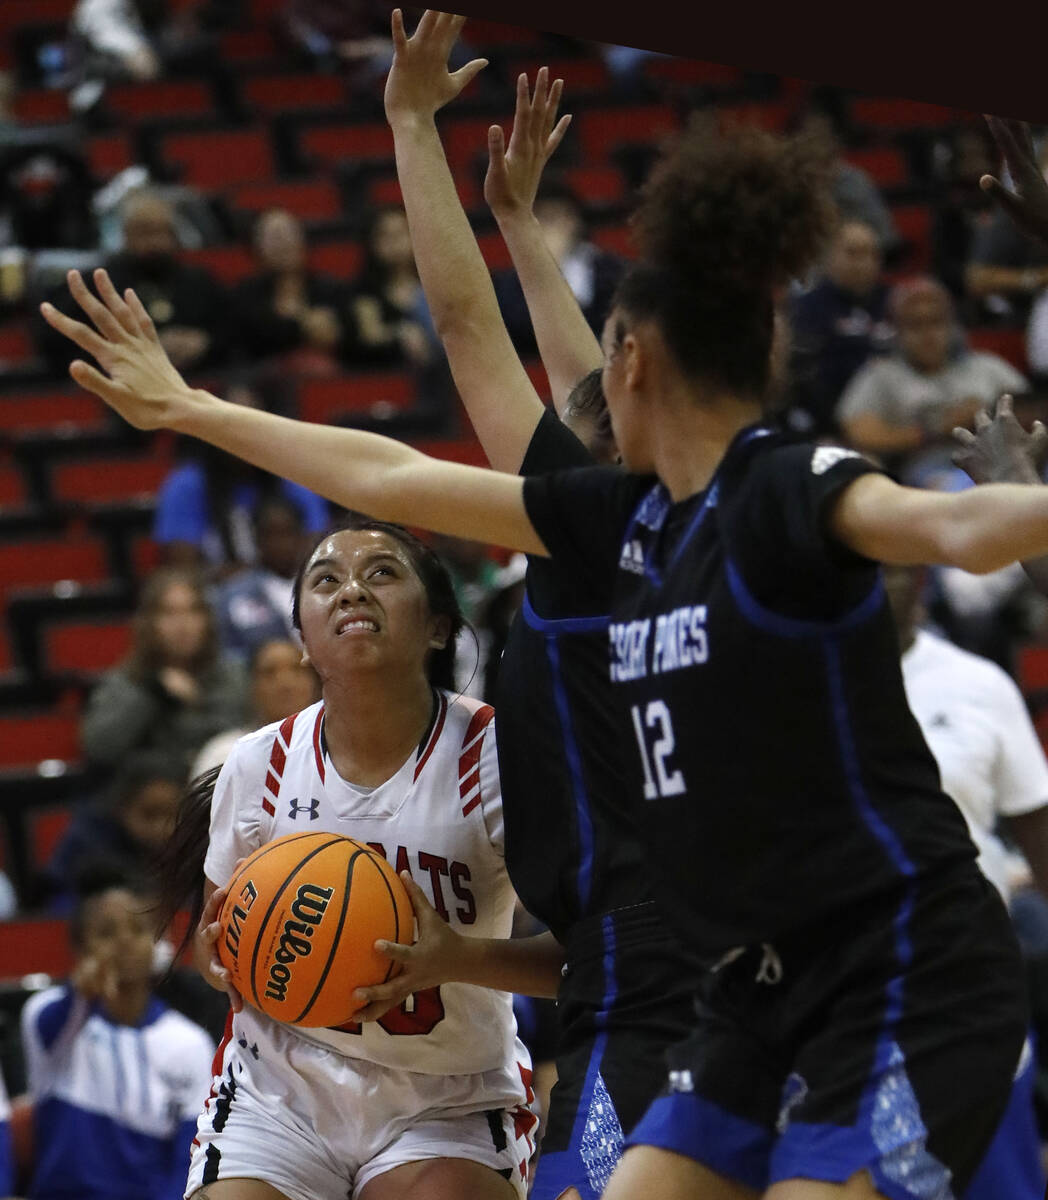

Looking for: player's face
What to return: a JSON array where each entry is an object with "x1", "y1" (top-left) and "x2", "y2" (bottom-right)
[
  {"x1": 251, "y1": 639, "x2": 319, "y2": 724},
  {"x1": 80, "y1": 888, "x2": 155, "y2": 987},
  {"x1": 600, "y1": 310, "x2": 654, "y2": 472},
  {"x1": 297, "y1": 530, "x2": 448, "y2": 683},
  {"x1": 152, "y1": 581, "x2": 210, "y2": 664}
]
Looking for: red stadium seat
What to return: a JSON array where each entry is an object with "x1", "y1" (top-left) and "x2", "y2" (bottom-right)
[
  {"x1": 12, "y1": 88, "x2": 70, "y2": 125},
  {"x1": 0, "y1": 458, "x2": 26, "y2": 509},
  {"x1": 0, "y1": 628, "x2": 13, "y2": 673},
  {"x1": 852, "y1": 98, "x2": 959, "y2": 131},
  {"x1": 476, "y1": 231, "x2": 512, "y2": 271},
  {"x1": 182, "y1": 244, "x2": 256, "y2": 285},
  {"x1": 643, "y1": 57, "x2": 744, "y2": 88},
  {"x1": 106, "y1": 80, "x2": 215, "y2": 122},
  {"x1": 132, "y1": 534, "x2": 161, "y2": 577},
  {"x1": 564, "y1": 165, "x2": 628, "y2": 207},
  {"x1": 45, "y1": 619, "x2": 132, "y2": 674},
  {"x1": 162, "y1": 127, "x2": 275, "y2": 189},
  {"x1": 844, "y1": 147, "x2": 908, "y2": 189},
  {"x1": 51, "y1": 454, "x2": 171, "y2": 505},
  {"x1": 522, "y1": 359, "x2": 551, "y2": 403},
  {"x1": 300, "y1": 123, "x2": 393, "y2": 167},
  {"x1": 242, "y1": 73, "x2": 347, "y2": 114},
  {"x1": 0, "y1": 320, "x2": 34, "y2": 366},
  {"x1": 442, "y1": 117, "x2": 498, "y2": 173},
  {"x1": 367, "y1": 173, "x2": 481, "y2": 213},
  {"x1": 86, "y1": 133, "x2": 134, "y2": 179},
  {"x1": 0, "y1": 389, "x2": 105, "y2": 434},
  {"x1": 306, "y1": 241, "x2": 364, "y2": 279},
  {"x1": 221, "y1": 29, "x2": 279, "y2": 63},
  {"x1": 230, "y1": 179, "x2": 342, "y2": 221},
  {"x1": 1018, "y1": 645, "x2": 1048, "y2": 696},
  {"x1": 29, "y1": 805, "x2": 73, "y2": 866},
  {"x1": 576, "y1": 105, "x2": 680, "y2": 161},
  {"x1": 891, "y1": 205, "x2": 932, "y2": 269},
  {"x1": 0, "y1": 537, "x2": 108, "y2": 596},
  {"x1": 0, "y1": 0, "x2": 76, "y2": 34},
  {"x1": 0, "y1": 918, "x2": 73, "y2": 980},
  {"x1": 717, "y1": 102, "x2": 792, "y2": 133},
  {"x1": 0, "y1": 713, "x2": 81, "y2": 768},
  {"x1": 966, "y1": 327, "x2": 1028, "y2": 373},
  {"x1": 592, "y1": 225, "x2": 636, "y2": 258},
  {"x1": 298, "y1": 373, "x2": 416, "y2": 424}
]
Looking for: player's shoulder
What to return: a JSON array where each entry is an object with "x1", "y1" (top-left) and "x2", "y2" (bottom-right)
[
  {"x1": 441, "y1": 691, "x2": 496, "y2": 746},
  {"x1": 20, "y1": 983, "x2": 70, "y2": 1027}
]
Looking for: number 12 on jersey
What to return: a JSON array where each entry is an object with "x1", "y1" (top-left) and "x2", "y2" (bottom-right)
[{"x1": 631, "y1": 701, "x2": 686, "y2": 800}]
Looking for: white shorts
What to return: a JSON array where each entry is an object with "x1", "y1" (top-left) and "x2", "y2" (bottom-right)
[{"x1": 184, "y1": 1017, "x2": 537, "y2": 1200}]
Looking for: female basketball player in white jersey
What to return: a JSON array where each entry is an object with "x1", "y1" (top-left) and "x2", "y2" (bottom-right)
[{"x1": 176, "y1": 513, "x2": 561, "y2": 1200}]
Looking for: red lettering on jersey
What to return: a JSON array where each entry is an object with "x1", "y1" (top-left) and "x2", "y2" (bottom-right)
[
  {"x1": 449, "y1": 861, "x2": 476, "y2": 924},
  {"x1": 518, "y1": 1061, "x2": 535, "y2": 1104},
  {"x1": 418, "y1": 852, "x2": 449, "y2": 921},
  {"x1": 394, "y1": 845, "x2": 412, "y2": 877},
  {"x1": 367, "y1": 842, "x2": 386, "y2": 859},
  {"x1": 377, "y1": 985, "x2": 445, "y2": 1035}
]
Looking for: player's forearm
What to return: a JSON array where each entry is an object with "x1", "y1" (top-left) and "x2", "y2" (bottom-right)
[
  {"x1": 451, "y1": 930, "x2": 564, "y2": 998},
  {"x1": 174, "y1": 388, "x2": 546, "y2": 554},
  {"x1": 935, "y1": 484, "x2": 1048, "y2": 573},
  {"x1": 965, "y1": 263, "x2": 1045, "y2": 298},
  {"x1": 389, "y1": 114, "x2": 544, "y2": 471},
  {"x1": 496, "y1": 211, "x2": 604, "y2": 412}
]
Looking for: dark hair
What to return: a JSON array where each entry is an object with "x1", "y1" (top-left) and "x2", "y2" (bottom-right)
[
  {"x1": 70, "y1": 862, "x2": 145, "y2": 950},
  {"x1": 107, "y1": 749, "x2": 186, "y2": 814},
  {"x1": 615, "y1": 114, "x2": 836, "y2": 400},
  {"x1": 564, "y1": 368, "x2": 614, "y2": 450},
  {"x1": 291, "y1": 514, "x2": 464, "y2": 691},
  {"x1": 358, "y1": 205, "x2": 414, "y2": 289},
  {"x1": 252, "y1": 492, "x2": 305, "y2": 535},
  {"x1": 124, "y1": 567, "x2": 219, "y2": 683},
  {"x1": 151, "y1": 765, "x2": 222, "y2": 960}
]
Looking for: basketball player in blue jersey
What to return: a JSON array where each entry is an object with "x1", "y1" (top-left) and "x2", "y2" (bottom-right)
[{"x1": 42, "y1": 42, "x2": 1048, "y2": 1200}]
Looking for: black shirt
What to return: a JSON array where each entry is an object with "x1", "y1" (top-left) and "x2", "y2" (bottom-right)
[
  {"x1": 523, "y1": 427, "x2": 978, "y2": 959},
  {"x1": 496, "y1": 410, "x2": 659, "y2": 942}
]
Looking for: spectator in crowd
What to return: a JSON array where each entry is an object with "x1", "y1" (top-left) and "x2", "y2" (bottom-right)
[
  {"x1": 837, "y1": 276, "x2": 1027, "y2": 475},
  {"x1": 0, "y1": 868, "x2": 15, "y2": 920},
  {"x1": 230, "y1": 208, "x2": 345, "y2": 371},
  {"x1": 0, "y1": 139, "x2": 96, "y2": 255},
  {"x1": 282, "y1": 0, "x2": 394, "y2": 79},
  {"x1": 20, "y1": 871, "x2": 214, "y2": 1200},
  {"x1": 342, "y1": 204, "x2": 439, "y2": 370},
  {"x1": 81, "y1": 567, "x2": 246, "y2": 774},
  {"x1": 787, "y1": 217, "x2": 894, "y2": 436},
  {"x1": 41, "y1": 750, "x2": 185, "y2": 913},
  {"x1": 0, "y1": 1063, "x2": 11, "y2": 1198},
  {"x1": 36, "y1": 188, "x2": 228, "y2": 376},
  {"x1": 965, "y1": 134, "x2": 1048, "y2": 325},
  {"x1": 211, "y1": 494, "x2": 309, "y2": 660},
  {"x1": 931, "y1": 126, "x2": 997, "y2": 315},
  {"x1": 494, "y1": 179, "x2": 622, "y2": 355},
  {"x1": 190, "y1": 636, "x2": 320, "y2": 775},
  {"x1": 153, "y1": 378, "x2": 330, "y2": 573}
]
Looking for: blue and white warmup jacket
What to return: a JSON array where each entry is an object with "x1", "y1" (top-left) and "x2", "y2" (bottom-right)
[{"x1": 21, "y1": 985, "x2": 214, "y2": 1200}]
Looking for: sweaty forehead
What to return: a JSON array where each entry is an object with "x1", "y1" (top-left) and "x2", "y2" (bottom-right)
[{"x1": 308, "y1": 528, "x2": 413, "y2": 569}]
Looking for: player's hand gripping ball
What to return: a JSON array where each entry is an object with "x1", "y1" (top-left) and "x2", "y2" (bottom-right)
[{"x1": 217, "y1": 832, "x2": 413, "y2": 1027}]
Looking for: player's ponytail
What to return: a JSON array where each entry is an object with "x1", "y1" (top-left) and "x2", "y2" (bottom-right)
[{"x1": 615, "y1": 113, "x2": 837, "y2": 400}]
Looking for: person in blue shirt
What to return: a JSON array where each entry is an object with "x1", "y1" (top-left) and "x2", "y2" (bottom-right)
[{"x1": 20, "y1": 871, "x2": 214, "y2": 1200}]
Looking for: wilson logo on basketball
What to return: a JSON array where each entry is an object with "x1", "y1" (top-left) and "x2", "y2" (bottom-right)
[{"x1": 264, "y1": 883, "x2": 334, "y2": 1004}]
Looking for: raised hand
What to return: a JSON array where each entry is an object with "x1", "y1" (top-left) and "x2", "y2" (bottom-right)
[
  {"x1": 953, "y1": 393, "x2": 1048, "y2": 485},
  {"x1": 351, "y1": 871, "x2": 463, "y2": 1021},
  {"x1": 39, "y1": 269, "x2": 195, "y2": 430},
  {"x1": 194, "y1": 880, "x2": 244, "y2": 1013},
  {"x1": 383, "y1": 9, "x2": 487, "y2": 126},
  {"x1": 485, "y1": 67, "x2": 571, "y2": 222},
  {"x1": 981, "y1": 116, "x2": 1048, "y2": 246}
]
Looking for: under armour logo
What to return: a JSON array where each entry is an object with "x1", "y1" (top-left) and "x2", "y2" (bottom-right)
[
  {"x1": 237, "y1": 1035, "x2": 260, "y2": 1061},
  {"x1": 929, "y1": 713, "x2": 950, "y2": 729},
  {"x1": 288, "y1": 797, "x2": 320, "y2": 821}
]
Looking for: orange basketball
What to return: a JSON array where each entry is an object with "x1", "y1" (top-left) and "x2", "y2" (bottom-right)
[{"x1": 216, "y1": 832, "x2": 413, "y2": 1028}]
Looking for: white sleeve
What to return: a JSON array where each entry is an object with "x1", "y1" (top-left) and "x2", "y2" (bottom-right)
[
  {"x1": 989, "y1": 669, "x2": 1048, "y2": 818},
  {"x1": 175, "y1": 1026, "x2": 216, "y2": 1122},
  {"x1": 202, "y1": 739, "x2": 267, "y2": 887},
  {"x1": 73, "y1": 0, "x2": 151, "y2": 58},
  {"x1": 20, "y1": 986, "x2": 89, "y2": 1099},
  {"x1": 477, "y1": 717, "x2": 504, "y2": 857}
]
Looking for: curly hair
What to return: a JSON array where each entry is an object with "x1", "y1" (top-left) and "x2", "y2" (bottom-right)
[{"x1": 615, "y1": 114, "x2": 837, "y2": 399}]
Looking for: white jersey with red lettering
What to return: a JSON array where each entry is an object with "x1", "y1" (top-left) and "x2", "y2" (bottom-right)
[{"x1": 204, "y1": 690, "x2": 528, "y2": 1079}]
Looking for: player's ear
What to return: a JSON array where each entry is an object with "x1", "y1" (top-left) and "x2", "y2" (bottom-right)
[
  {"x1": 300, "y1": 649, "x2": 313, "y2": 669},
  {"x1": 428, "y1": 614, "x2": 451, "y2": 652},
  {"x1": 622, "y1": 328, "x2": 646, "y2": 393}
]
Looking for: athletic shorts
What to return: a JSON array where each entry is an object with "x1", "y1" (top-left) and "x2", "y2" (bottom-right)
[
  {"x1": 628, "y1": 865, "x2": 1027, "y2": 1200},
  {"x1": 185, "y1": 1015, "x2": 537, "y2": 1200},
  {"x1": 533, "y1": 902, "x2": 704, "y2": 1200}
]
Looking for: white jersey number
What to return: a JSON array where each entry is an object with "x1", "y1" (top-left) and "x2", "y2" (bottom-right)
[{"x1": 630, "y1": 701, "x2": 686, "y2": 800}]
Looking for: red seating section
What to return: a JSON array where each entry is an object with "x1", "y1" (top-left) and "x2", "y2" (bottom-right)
[
  {"x1": 299, "y1": 374, "x2": 415, "y2": 424},
  {"x1": 0, "y1": 538, "x2": 109, "y2": 596},
  {"x1": 162, "y1": 128, "x2": 275, "y2": 188},
  {"x1": 0, "y1": 714, "x2": 81, "y2": 768},
  {"x1": 45, "y1": 620, "x2": 133, "y2": 674}
]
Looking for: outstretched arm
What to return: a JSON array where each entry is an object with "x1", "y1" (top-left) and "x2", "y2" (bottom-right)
[
  {"x1": 41, "y1": 268, "x2": 548, "y2": 555},
  {"x1": 384, "y1": 9, "x2": 545, "y2": 474},
  {"x1": 485, "y1": 69, "x2": 604, "y2": 413},
  {"x1": 980, "y1": 116, "x2": 1048, "y2": 247}
]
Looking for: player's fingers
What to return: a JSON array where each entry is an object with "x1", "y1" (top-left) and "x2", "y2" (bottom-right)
[
  {"x1": 124, "y1": 288, "x2": 161, "y2": 343},
  {"x1": 67, "y1": 269, "x2": 128, "y2": 341},
  {"x1": 449, "y1": 57, "x2": 488, "y2": 90},
  {"x1": 546, "y1": 112, "x2": 572, "y2": 157},
  {"x1": 997, "y1": 393, "x2": 1015, "y2": 420},
  {"x1": 973, "y1": 407, "x2": 992, "y2": 432},
  {"x1": 201, "y1": 885, "x2": 228, "y2": 927},
  {"x1": 400, "y1": 870, "x2": 435, "y2": 921},
  {"x1": 40, "y1": 301, "x2": 110, "y2": 359},
  {"x1": 390, "y1": 7, "x2": 408, "y2": 50},
  {"x1": 488, "y1": 124, "x2": 506, "y2": 169},
  {"x1": 93, "y1": 269, "x2": 139, "y2": 335},
  {"x1": 68, "y1": 360, "x2": 134, "y2": 405},
  {"x1": 952, "y1": 427, "x2": 977, "y2": 447},
  {"x1": 980, "y1": 175, "x2": 1026, "y2": 224},
  {"x1": 374, "y1": 938, "x2": 413, "y2": 962},
  {"x1": 544, "y1": 76, "x2": 564, "y2": 131},
  {"x1": 414, "y1": 9, "x2": 439, "y2": 41}
]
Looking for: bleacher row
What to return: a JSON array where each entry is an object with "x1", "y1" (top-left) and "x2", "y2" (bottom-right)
[{"x1": 0, "y1": 0, "x2": 1039, "y2": 969}]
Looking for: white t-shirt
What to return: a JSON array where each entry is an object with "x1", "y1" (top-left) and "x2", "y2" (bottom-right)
[
  {"x1": 901, "y1": 629, "x2": 1048, "y2": 900},
  {"x1": 205, "y1": 692, "x2": 525, "y2": 1077}
]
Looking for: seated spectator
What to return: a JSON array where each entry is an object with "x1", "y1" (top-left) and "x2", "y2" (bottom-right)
[
  {"x1": 494, "y1": 180, "x2": 622, "y2": 355},
  {"x1": 231, "y1": 209, "x2": 345, "y2": 371},
  {"x1": 965, "y1": 135, "x2": 1048, "y2": 325},
  {"x1": 81, "y1": 567, "x2": 247, "y2": 774},
  {"x1": 153, "y1": 379, "x2": 330, "y2": 573},
  {"x1": 787, "y1": 218, "x2": 894, "y2": 437},
  {"x1": 282, "y1": 0, "x2": 393, "y2": 80},
  {"x1": 931, "y1": 126, "x2": 997, "y2": 316},
  {"x1": 837, "y1": 276, "x2": 1027, "y2": 475},
  {"x1": 342, "y1": 205, "x2": 440, "y2": 371},
  {"x1": 37, "y1": 188, "x2": 228, "y2": 376},
  {"x1": 212, "y1": 494, "x2": 310, "y2": 659},
  {"x1": 20, "y1": 871, "x2": 214, "y2": 1200},
  {"x1": 42, "y1": 750, "x2": 185, "y2": 913},
  {"x1": 191, "y1": 637, "x2": 321, "y2": 775}
]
